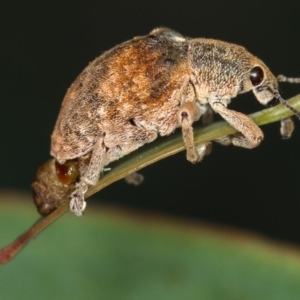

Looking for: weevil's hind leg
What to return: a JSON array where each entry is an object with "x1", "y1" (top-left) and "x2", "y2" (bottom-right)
[
  {"x1": 178, "y1": 102, "x2": 211, "y2": 163},
  {"x1": 280, "y1": 117, "x2": 294, "y2": 139},
  {"x1": 70, "y1": 136, "x2": 106, "y2": 216}
]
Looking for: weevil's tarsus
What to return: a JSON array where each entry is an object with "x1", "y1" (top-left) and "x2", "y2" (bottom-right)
[
  {"x1": 280, "y1": 117, "x2": 295, "y2": 139},
  {"x1": 124, "y1": 172, "x2": 144, "y2": 186},
  {"x1": 196, "y1": 142, "x2": 212, "y2": 157},
  {"x1": 70, "y1": 182, "x2": 87, "y2": 216}
]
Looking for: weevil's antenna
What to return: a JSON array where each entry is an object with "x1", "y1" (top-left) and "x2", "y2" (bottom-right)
[
  {"x1": 277, "y1": 75, "x2": 300, "y2": 84},
  {"x1": 273, "y1": 92, "x2": 300, "y2": 120},
  {"x1": 276, "y1": 75, "x2": 300, "y2": 119}
]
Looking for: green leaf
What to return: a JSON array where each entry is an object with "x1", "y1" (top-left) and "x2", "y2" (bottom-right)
[{"x1": 1, "y1": 193, "x2": 300, "y2": 300}]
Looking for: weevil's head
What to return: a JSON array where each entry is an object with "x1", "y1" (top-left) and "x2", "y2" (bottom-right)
[
  {"x1": 244, "y1": 58, "x2": 300, "y2": 118},
  {"x1": 248, "y1": 62, "x2": 278, "y2": 105}
]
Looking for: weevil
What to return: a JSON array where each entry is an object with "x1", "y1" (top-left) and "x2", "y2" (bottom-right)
[{"x1": 40, "y1": 27, "x2": 300, "y2": 216}]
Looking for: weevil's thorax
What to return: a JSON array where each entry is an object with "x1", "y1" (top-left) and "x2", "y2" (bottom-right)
[
  {"x1": 189, "y1": 38, "x2": 279, "y2": 106},
  {"x1": 189, "y1": 39, "x2": 254, "y2": 101}
]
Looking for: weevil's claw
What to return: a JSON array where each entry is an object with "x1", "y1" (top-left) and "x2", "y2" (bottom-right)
[
  {"x1": 69, "y1": 192, "x2": 86, "y2": 217},
  {"x1": 69, "y1": 182, "x2": 88, "y2": 216}
]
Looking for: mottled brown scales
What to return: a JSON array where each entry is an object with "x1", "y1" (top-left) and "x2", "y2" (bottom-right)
[
  {"x1": 34, "y1": 27, "x2": 300, "y2": 216},
  {"x1": 52, "y1": 31, "x2": 190, "y2": 162}
]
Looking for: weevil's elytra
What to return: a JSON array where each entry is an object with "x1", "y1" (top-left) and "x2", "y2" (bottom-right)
[{"x1": 45, "y1": 27, "x2": 300, "y2": 216}]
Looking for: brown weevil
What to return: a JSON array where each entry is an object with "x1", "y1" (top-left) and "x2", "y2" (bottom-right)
[{"x1": 42, "y1": 27, "x2": 300, "y2": 216}]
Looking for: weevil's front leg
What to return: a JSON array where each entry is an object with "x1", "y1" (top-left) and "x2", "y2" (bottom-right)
[
  {"x1": 70, "y1": 136, "x2": 106, "y2": 216},
  {"x1": 178, "y1": 102, "x2": 211, "y2": 163},
  {"x1": 277, "y1": 74, "x2": 299, "y2": 139},
  {"x1": 211, "y1": 101, "x2": 263, "y2": 149},
  {"x1": 216, "y1": 117, "x2": 294, "y2": 147},
  {"x1": 216, "y1": 116, "x2": 294, "y2": 146}
]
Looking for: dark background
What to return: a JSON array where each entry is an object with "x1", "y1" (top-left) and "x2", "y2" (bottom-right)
[{"x1": 1, "y1": 0, "x2": 300, "y2": 244}]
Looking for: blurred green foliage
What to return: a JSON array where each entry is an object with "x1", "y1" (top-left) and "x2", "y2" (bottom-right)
[{"x1": 1, "y1": 192, "x2": 300, "y2": 300}]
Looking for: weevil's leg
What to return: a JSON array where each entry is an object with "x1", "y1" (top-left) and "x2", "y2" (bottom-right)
[
  {"x1": 215, "y1": 132, "x2": 263, "y2": 149},
  {"x1": 178, "y1": 101, "x2": 211, "y2": 163},
  {"x1": 200, "y1": 104, "x2": 214, "y2": 126},
  {"x1": 124, "y1": 172, "x2": 144, "y2": 186},
  {"x1": 277, "y1": 75, "x2": 300, "y2": 84},
  {"x1": 215, "y1": 117, "x2": 294, "y2": 146},
  {"x1": 215, "y1": 133, "x2": 259, "y2": 149},
  {"x1": 214, "y1": 135, "x2": 232, "y2": 146},
  {"x1": 196, "y1": 142, "x2": 212, "y2": 156},
  {"x1": 77, "y1": 153, "x2": 91, "y2": 175},
  {"x1": 275, "y1": 75, "x2": 298, "y2": 138},
  {"x1": 280, "y1": 117, "x2": 294, "y2": 139},
  {"x1": 70, "y1": 136, "x2": 106, "y2": 216},
  {"x1": 211, "y1": 101, "x2": 263, "y2": 148}
]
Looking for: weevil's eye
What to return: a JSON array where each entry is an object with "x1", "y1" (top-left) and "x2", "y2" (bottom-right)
[{"x1": 250, "y1": 66, "x2": 264, "y2": 86}]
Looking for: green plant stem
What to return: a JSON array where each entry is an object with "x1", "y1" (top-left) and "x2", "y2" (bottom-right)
[{"x1": 1, "y1": 93, "x2": 300, "y2": 264}]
